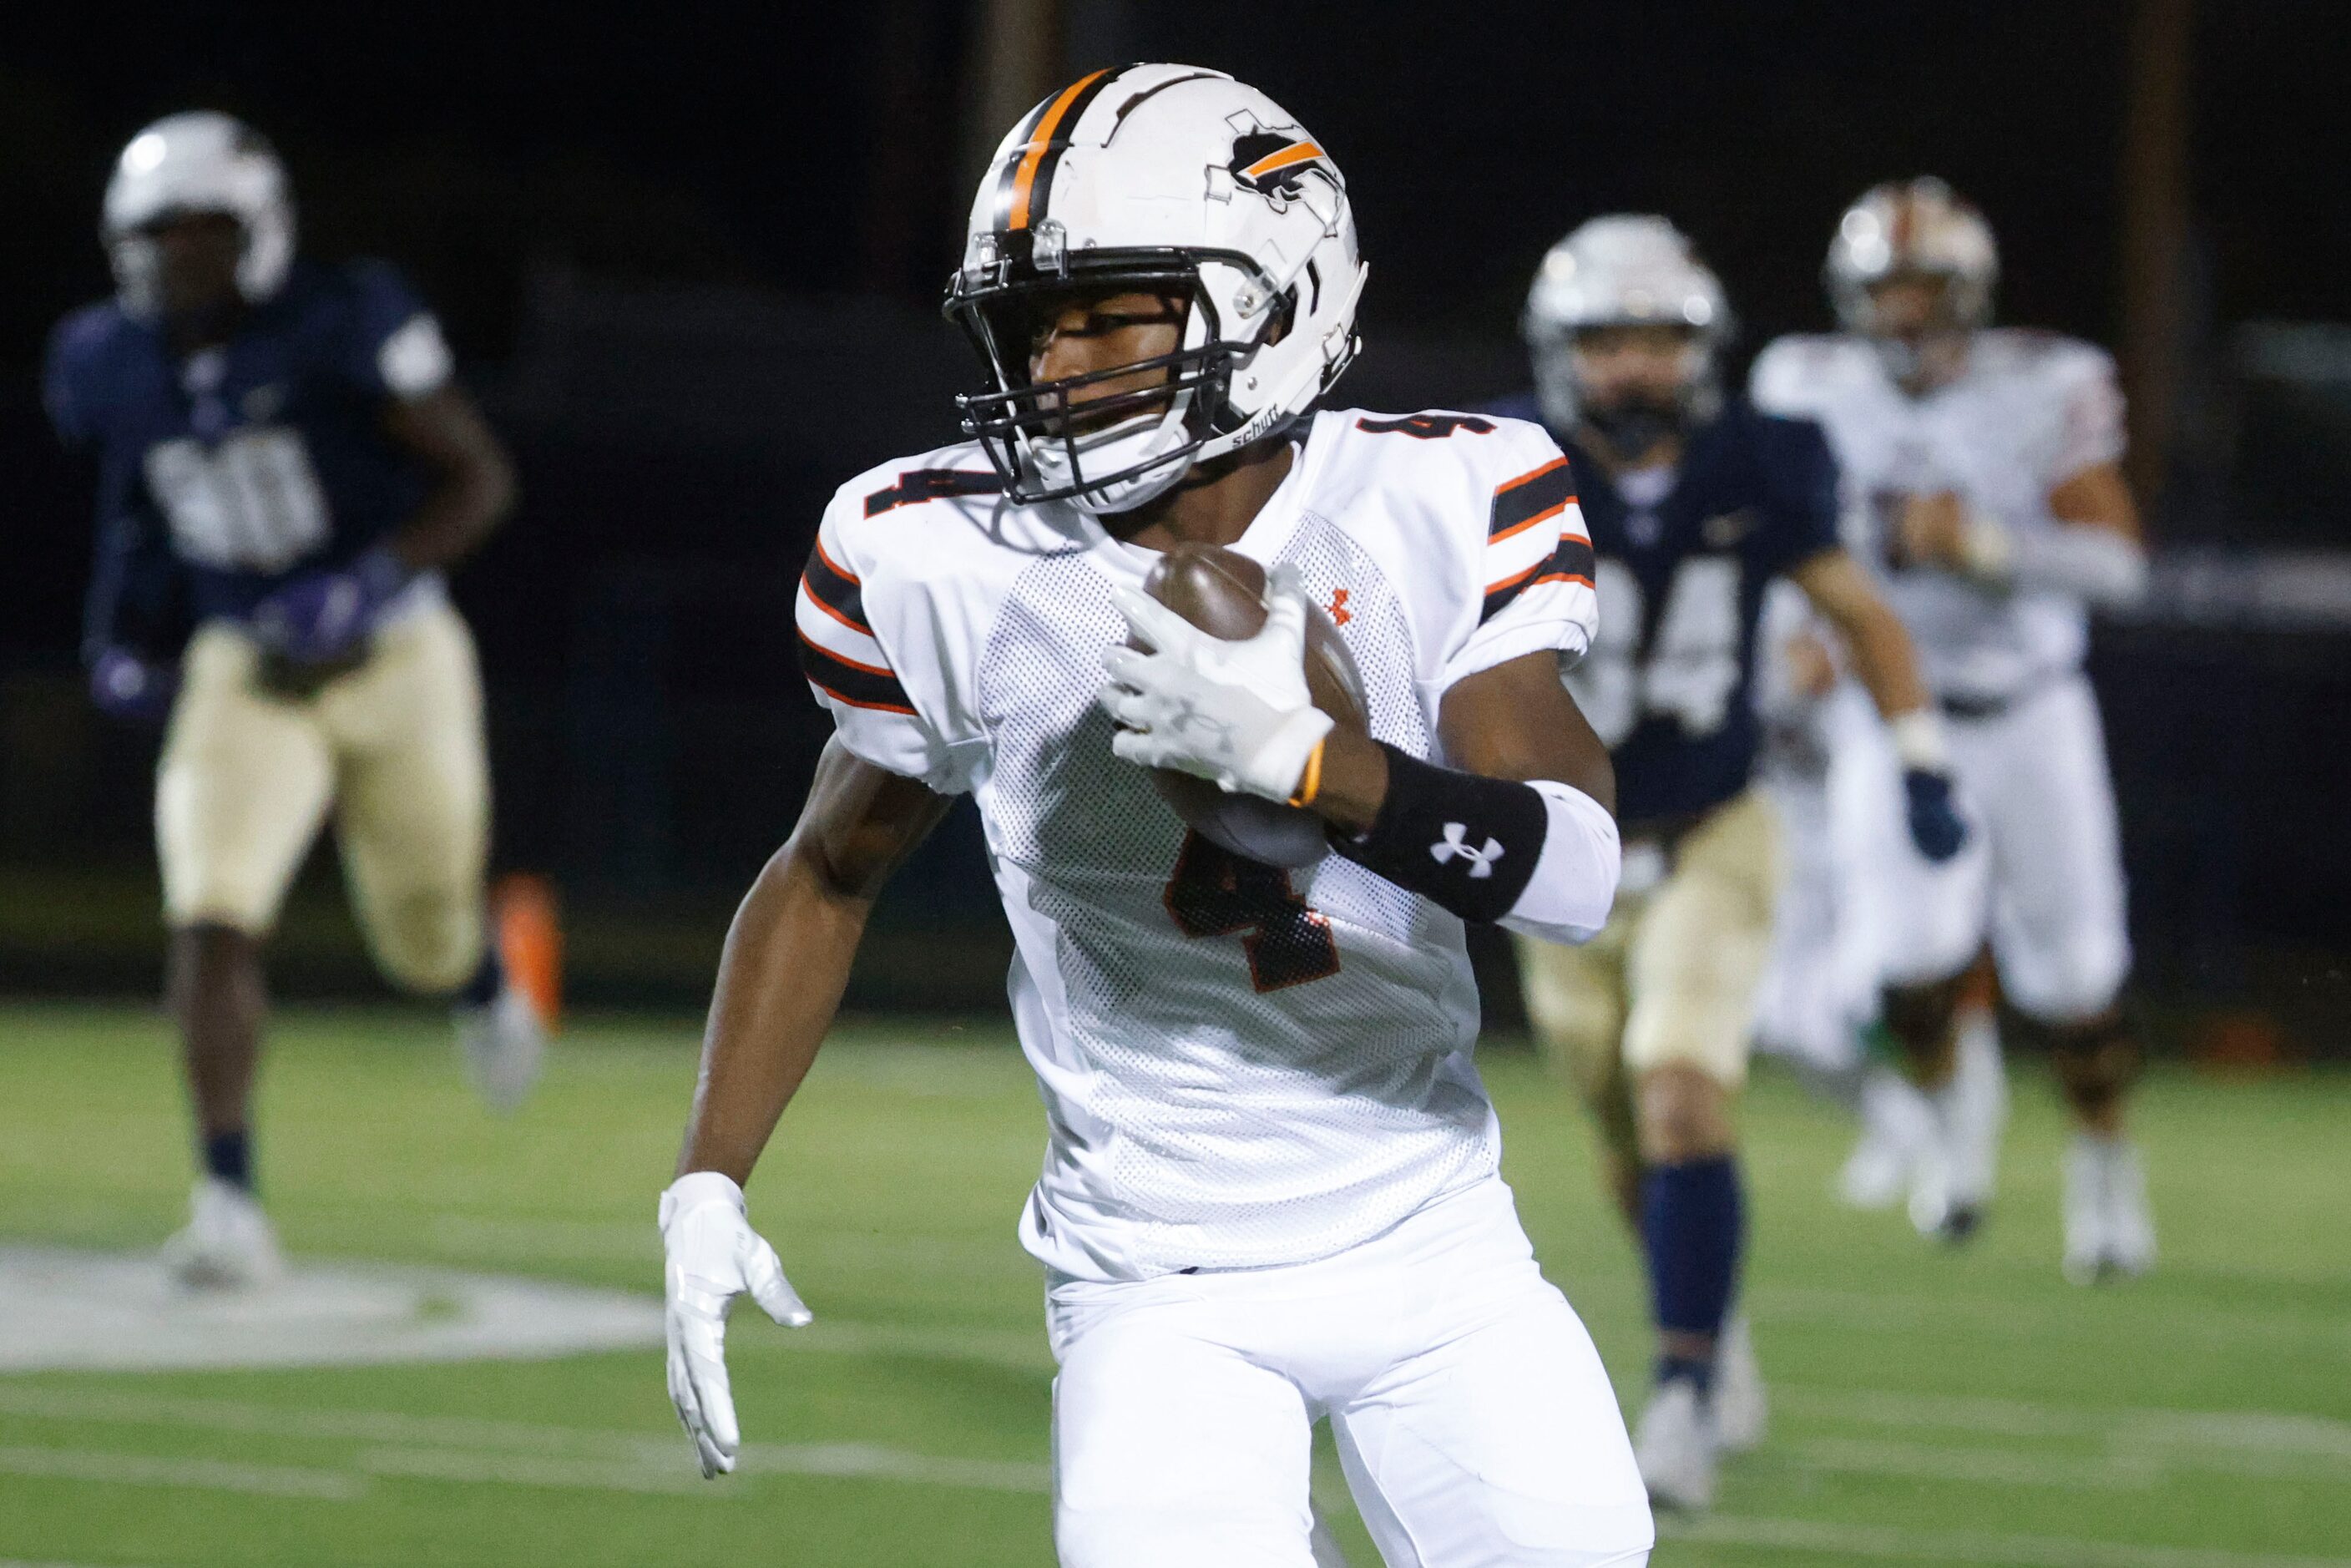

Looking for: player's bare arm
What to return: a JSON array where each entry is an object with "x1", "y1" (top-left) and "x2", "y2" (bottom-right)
[
  {"x1": 661, "y1": 738, "x2": 948, "y2": 1476},
  {"x1": 1787, "y1": 544, "x2": 1967, "y2": 862},
  {"x1": 1785, "y1": 546, "x2": 1929, "y2": 719},
  {"x1": 377, "y1": 385, "x2": 518, "y2": 570},
  {"x1": 2047, "y1": 460, "x2": 2141, "y2": 542},
  {"x1": 677, "y1": 740, "x2": 951, "y2": 1186},
  {"x1": 1896, "y1": 469, "x2": 2146, "y2": 605}
]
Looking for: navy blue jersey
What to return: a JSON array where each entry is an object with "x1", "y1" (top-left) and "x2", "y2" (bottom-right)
[
  {"x1": 43, "y1": 260, "x2": 450, "y2": 660},
  {"x1": 1487, "y1": 391, "x2": 1842, "y2": 828}
]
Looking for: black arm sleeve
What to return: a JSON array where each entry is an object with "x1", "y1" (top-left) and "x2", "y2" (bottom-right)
[{"x1": 1328, "y1": 742, "x2": 1550, "y2": 923}]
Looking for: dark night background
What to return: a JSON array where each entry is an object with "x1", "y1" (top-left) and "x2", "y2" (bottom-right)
[{"x1": 1, "y1": 2, "x2": 2345, "y2": 1044}]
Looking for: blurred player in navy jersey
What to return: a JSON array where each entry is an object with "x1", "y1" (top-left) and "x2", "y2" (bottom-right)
[
  {"x1": 43, "y1": 113, "x2": 558, "y2": 1287},
  {"x1": 1752, "y1": 179, "x2": 2154, "y2": 1282},
  {"x1": 1494, "y1": 217, "x2": 1963, "y2": 1510}
]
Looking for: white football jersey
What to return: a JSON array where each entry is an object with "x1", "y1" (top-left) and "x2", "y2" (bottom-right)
[
  {"x1": 1750, "y1": 328, "x2": 2126, "y2": 701},
  {"x1": 793, "y1": 409, "x2": 1596, "y2": 1281}
]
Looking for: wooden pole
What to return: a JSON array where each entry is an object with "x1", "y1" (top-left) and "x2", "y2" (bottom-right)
[
  {"x1": 963, "y1": 0, "x2": 1063, "y2": 200},
  {"x1": 2118, "y1": 0, "x2": 2194, "y2": 522}
]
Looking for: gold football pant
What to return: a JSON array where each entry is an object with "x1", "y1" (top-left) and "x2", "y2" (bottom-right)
[
  {"x1": 1514, "y1": 787, "x2": 1784, "y2": 1157},
  {"x1": 155, "y1": 599, "x2": 490, "y2": 994}
]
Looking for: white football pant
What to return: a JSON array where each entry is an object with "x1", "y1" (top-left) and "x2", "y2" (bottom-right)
[
  {"x1": 1752, "y1": 685, "x2": 1887, "y2": 1073},
  {"x1": 1047, "y1": 1178, "x2": 1653, "y2": 1568},
  {"x1": 1863, "y1": 674, "x2": 2131, "y2": 1022}
]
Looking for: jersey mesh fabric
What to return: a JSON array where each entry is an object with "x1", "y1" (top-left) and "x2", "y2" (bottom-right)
[{"x1": 976, "y1": 513, "x2": 1495, "y2": 1278}]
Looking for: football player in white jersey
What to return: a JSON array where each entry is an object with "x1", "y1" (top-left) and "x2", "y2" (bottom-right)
[
  {"x1": 1752, "y1": 179, "x2": 2156, "y2": 1282},
  {"x1": 655, "y1": 67, "x2": 1653, "y2": 1566}
]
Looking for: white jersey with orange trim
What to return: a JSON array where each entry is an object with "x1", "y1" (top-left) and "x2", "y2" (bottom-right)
[
  {"x1": 1750, "y1": 327, "x2": 2126, "y2": 702},
  {"x1": 792, "y1": 407, "x2": 1595, "y2": 1282}
]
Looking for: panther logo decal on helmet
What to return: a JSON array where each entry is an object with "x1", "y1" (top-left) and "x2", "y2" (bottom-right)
[{"x1": 1227, "y1": 129, "x2": 1330, "y2": 210}]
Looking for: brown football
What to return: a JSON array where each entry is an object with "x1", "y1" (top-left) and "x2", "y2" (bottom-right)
[{"x1": 1132, "y1": 543, "x2": 1369, "y2": 868}]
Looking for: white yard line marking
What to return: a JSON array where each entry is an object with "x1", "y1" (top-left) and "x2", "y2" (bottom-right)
[
  {"x1": 1671, "y1": 1514, "x2": 2351, "y2": 1568},
  {"x1": 5, "y1": 1392, "x2": 2342, "y2": 1560},
  {"x1": 354, "y1": 1447, "x2": 726, "y2": 1495},
  {"x1": 0, "y1": 1385, "x2": 1048, "y2": 1495},
  {"x1": 1774, "y1": 1385, "x2": 2351, "y2": 1470},
  {"x1": 730, "y1": 1441, "x2": 1048, "y2": 1493},
  {"x1": 0, "y1": 1444, "x2": 362, "y2": 1501},
  {"x1": 1788, "y1": 1435, "x2": 2159, "y2": 1491},
  {"x1": 1753, "y1": 1285, "x2": 2351, "y2": 1357},
  {"x1": 425, "y1": 1215, "x2": 1009, "y2": 1273}
]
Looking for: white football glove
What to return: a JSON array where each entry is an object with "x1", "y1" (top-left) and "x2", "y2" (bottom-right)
[
  {"x1": 1100, "y1": 575, "x2": 1336, "y2": 804},
  {"x1": 659, "y1": 1171, "x2": 811, "y2": 1477}
]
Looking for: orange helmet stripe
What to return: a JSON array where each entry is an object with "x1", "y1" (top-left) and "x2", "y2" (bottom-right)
[
  {"x1": 1008, "y1": 68, "x2": 1110, "y2": 231},
  {"x1": 1239, "y1": 139, "x2": 1325, "y2": 181}
]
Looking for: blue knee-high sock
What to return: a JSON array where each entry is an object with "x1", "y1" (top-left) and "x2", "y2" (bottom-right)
[
  {"x1": 459, "y1": 942, "x2": 504, "y2": 1009},
  {"x1": 203, "y1": 1129, "x2": 252, "y2": 1191},
  {"x1": 1640, "y1": 1155, "x2": 1745, "y2": 1393}
]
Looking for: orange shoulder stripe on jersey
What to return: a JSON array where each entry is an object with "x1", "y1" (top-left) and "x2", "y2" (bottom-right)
[
  {"x1": 809, "y1": 684, "x2": 918, "y2": 717},
  {"x1": 1484, "y1": 534, "x2": 1597, "y2": 623},
  {"x1": 812, "y1": 535, "x2": 861, "y2": 585},
  {"x1": 796, "y1": 628, "x2": 916, "y2": 716},
  {"x1": 1008, "y1": 68, "x2": 1110, "y2": 231},
  {"x1": 1494, "y1": 454, "x2": 1570, "y2": 497},
  {"x1": 808, "y1": 682, "x2": 919, "y2": 717},
  {"x1": 1488, "y1": 495, "x2": 1578, "y2": 547},
  {"x1": 797, "y1": 628, "x2": 894, "y2": 680},
  {"x1": 1484, "y1": 559, "x2": 1544, "y2": 597},
  {"x1": 1489, "y1": 455, "x2": 1579, "y2": 540},
  {"x1": 802, "y1": 536, "x2": 874, "y2": 636},
  {"x1": 1239, "y1": 139, "x2": 1325, "y2": 180},
  {"x1": 800, "y1": 574, "x2": 871, "y2": 637}
]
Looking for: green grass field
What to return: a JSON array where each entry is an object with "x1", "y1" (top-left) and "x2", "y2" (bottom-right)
[{"x1": 0, "y1": 1004, "x2": 2345, "y2": 1567}]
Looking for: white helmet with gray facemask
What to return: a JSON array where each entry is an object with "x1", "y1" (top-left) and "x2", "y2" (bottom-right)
[{"x1": 1521, "y1": 214, "x2": 1729, "y2": 448}]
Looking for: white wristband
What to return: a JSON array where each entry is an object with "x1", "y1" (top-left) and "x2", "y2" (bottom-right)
[
  {"x1": 1497, "y1": 780, "x2": 1621, "y2": 947},
  {"x1": 1889, "y1": 708, "x2": 1951, "y2": 772}
]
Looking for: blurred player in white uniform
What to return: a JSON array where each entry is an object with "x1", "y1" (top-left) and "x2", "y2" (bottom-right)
[
  {"x1": 1748, "y1": 587, "x2": 1949, "y2": 1211},
  {"x1": 654, "y1": 67, "x2": 1652, "y2": 1566},
  {"x1": 1752, "y1": 179, "x2": 2156, "y2": 1281},
  {"x1": 43, "y1": 114, "x2": 556, "y2": 1289}
]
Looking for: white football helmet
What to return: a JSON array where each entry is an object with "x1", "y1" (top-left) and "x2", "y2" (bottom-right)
[
  {"x1": 944, "y1": 64, "x2": 1368, "y2": 514},
  {"x1": 104, "y1": 111, "x2": 295, "y2": 318},
  {"x1": 1825, "y1": 177, "x2": 1998, "y2": 339},
  {"x1": 1521, "y1": 215, "x2": 1729, "y2": 438}
]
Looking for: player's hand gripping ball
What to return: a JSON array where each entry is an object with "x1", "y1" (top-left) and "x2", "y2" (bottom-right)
[{"x1": 1103, "y1": 544, "x2": 1368, "y2": 867}]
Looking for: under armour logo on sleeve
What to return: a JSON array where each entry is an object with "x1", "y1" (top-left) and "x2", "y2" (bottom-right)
[{"x1": 1428, "y1": 822, "x2": 1505, "y2": 879}]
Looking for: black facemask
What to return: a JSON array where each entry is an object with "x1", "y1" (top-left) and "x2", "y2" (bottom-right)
[{"x1": 1582, "y1": 394, "x2": 1685, "y2": 461}]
